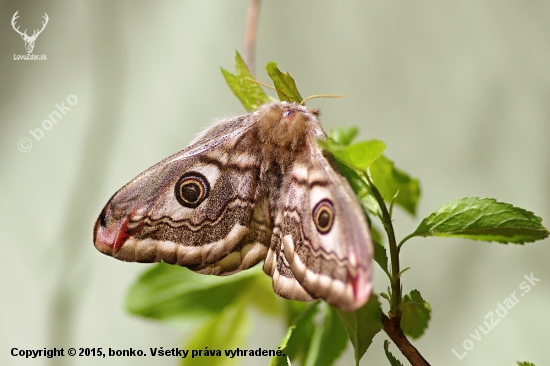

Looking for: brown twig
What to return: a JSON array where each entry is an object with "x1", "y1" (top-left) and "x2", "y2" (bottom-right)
[
  {"x1": 245, "y1": 0, "x2": 261, "y2": 75},
  {"x1": 382, "y1": 314, "x2": 431, "y2": 366}
]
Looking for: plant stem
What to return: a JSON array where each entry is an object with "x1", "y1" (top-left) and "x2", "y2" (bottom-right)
[
  {"x1": 364, "y1": 173, "x2": 401, "y2": 314},
  {"x1": 398, "y1": 233, "x2": 416, "y2": 249},
  {"x1": 365, "y1": 174, "x2": 430, "y2": 364},
  {"x1": 245, "y1": 0, "x2": 261, "y2": 75},
  {"x1": 382, "y1": 315, "x2": 431, "y2": 366}
]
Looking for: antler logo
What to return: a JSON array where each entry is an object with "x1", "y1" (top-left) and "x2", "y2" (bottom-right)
[{"x1": 11, "y1": 11, "x2": 49, "y2": 54}]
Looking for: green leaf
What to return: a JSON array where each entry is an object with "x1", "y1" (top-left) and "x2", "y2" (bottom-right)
[
  {"x1": 284, "y1": 300, "x2": 310, "y2": 327},
  {"x1": 383, "y1": 341, "x2": 405, "y2": 366},
  {"x1": 370, "y1": 225, "x2": 383, "y2": 245},
  {"x1": 361, "y1": 194, "x2": 382, "y2": 217},
  {"x1": 369, "y1": 155, "x2": 420, "y2": 216},
  {"x1": 271, "y1": 330, "x2": 294, "y2": 366},
  {"x1": 270, "y1": 303, "x2": 320, "y2": 366},
  {"x1": 221, "y1": 51, "x2": 270, "y2": 111},
  {"x1": 241, "y1": 269, "x2": 282, "y2": 316},
  {"x1": 125, "y1": 262, "x2": 259, "y2": 321},
  {"x1": 399, "y1": 290, "x2": 431, "y2": 339},
  {"x1": 517, "y1": 362, "x2": 536, "y2": 366},
  {"x1": 265, "y1": 62, "x2": 303, "y2": 103},
  {"x1": 329, "y1": 127, "x2": 359, "y2": 146},
  {"x1": 336, "y1": 294, "x2": 383, "y2": 365},
  {"x1": 304, "y1": 305, "x2": 348, "y2": 366},
  {"x1": 318, "y1": 139, "x2": 386, "y2": 171},
  {"x1": 373, "y1": 240, "x2": 390, "y2": 278},
  {"x1": 182, "y1": 302, "x2": 249, "y2": 366},
  {"x1": 332, "y1": 160, "x2": 370, "y2": 198},
  {"x1": 380, "y1": 292, "x2": 390, "y2": 303},
  {"x1": 407, "y1": 197, "x2": 549, "y2": 244},
  {"x1": 329, "y1": 150, "x2": 382, "y2": 216},
  {"x1": 397, "y1": 267, "x2": 411, "y2": 278}
]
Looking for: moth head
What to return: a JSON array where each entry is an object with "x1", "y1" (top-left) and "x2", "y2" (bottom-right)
[
  {"x1": 248, "y1": 79, "x2": 340, "y2": 153},
  {"x1": 257, "y1": 102, "x2": 319, "y2": 165}
]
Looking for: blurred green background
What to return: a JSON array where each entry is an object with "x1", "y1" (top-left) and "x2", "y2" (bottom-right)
[{"x1": 1, "y1": 1, "x2": 549, "y2": 365}]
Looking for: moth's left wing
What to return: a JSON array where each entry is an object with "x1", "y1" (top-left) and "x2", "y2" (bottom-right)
[
  {"x1": 264, "y1": 131, "x2": 373, "y2": 312},
  {"x1": 94, "y1": 114, "x2": 271, "y2": 275}
]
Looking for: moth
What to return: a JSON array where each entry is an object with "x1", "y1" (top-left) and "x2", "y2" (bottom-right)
[{"x1": 93, "y1": 101, "x2": 373, "y2": 312}]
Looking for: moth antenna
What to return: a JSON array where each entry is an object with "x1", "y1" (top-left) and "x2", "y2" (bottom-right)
[
  {"x1": 247, "y1": 78, "x2": 276, "y2": 91},
  {"x1": 246, "y1": 78, "x2": 291, "y2": 102},
  {"x1": 300, "y1": 94, "x2": 345, "y2": 105}
]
